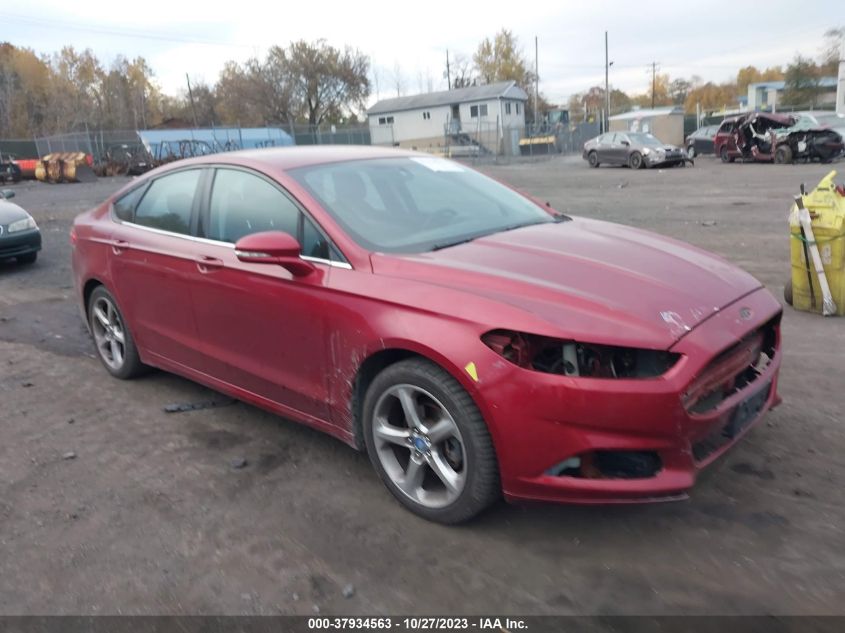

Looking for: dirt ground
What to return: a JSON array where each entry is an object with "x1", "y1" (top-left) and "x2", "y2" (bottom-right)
[{"x1": 1, "y1": 155, "x2": 843, "y2": 615}]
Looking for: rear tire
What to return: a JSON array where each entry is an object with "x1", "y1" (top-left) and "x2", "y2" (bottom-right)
[
  {"x1": 775, "y1": 144, "x2": 793, "y2": 165},
  {"x1": 88, "y1": 286, "x2": 147, "y2": 379},
  {"x1": 784, "y1": 279, "x2": 793, "y2": 306},
  {"x1": 720, "y1": 146, "x2": 734, "y2": 163},
  {"x1": 687, "y1": 145, "x2": 696, "y2": 159},
  {"x1": 362, "y1": 358, "x2": 500, "y2": 524},
  {"x1": 587, "y1": 151, "x2": 599, "y2": 168},
  {"x1": 629, "y1": 152, "x2": 644, "y2": 169},
  {"x1": 17, "y1": 252, "x2": 37, "y2": 264}
]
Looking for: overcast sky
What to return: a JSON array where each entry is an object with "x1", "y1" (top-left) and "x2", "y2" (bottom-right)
[{"x1": 1, "y1": 0, "x2": 841, "y2": 107}]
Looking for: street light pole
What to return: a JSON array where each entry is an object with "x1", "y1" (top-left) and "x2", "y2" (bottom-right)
[
  {"x1": 604, "y1": 31, "x2": 610, "y2": 132},
  {"x1": 534, "y1": 36, "x2": 539, "y2": 125}
]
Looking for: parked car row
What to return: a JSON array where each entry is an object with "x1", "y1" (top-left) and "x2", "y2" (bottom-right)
[{"x1": 583, "y1": 111, "x2": 845, "y2": 168}]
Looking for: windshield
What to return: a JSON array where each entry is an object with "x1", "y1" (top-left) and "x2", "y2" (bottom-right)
[
  {"x1": 289, "y1": 157, "x2": 554, "y2": 253},
  {"x1": 626, "y1": 133, "x2": 662, "y2": 147}
]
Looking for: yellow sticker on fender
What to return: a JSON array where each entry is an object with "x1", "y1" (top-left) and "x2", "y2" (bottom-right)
[{"x1": 464, "y1": 362, "x2": 478, "y2": 382}]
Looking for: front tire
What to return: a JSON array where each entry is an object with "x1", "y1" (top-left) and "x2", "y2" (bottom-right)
[
  {"x1": 363, "y1": 358, "x2": 500, "y2": 524},
  {"x1": 88, "y1": 286, "x2": 147, "y2": 379},
  {"x1": 587, "y1": 151, "x2": 600, "y2": 168},
  {"x1": 775, "y1": 144, "x2": 793, "y2": 164},
  {"x1": 629, "y1": 152, "x2": 644, "y2": 169},
  {"x1": 687, "y1": 145, "x2": 696, "y2": 159},
  {"x1": 720, "y1": 145, "x2": 735, "y2": 163}
]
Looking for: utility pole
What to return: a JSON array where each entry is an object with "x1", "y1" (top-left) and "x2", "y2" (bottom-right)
[
  {"x1": 534, "y1": 36, "x2": 539, "y2": 124},
  {"x1": 650, "y1": 62, "x2": 659, "y2": 109},
  {"x1": 186, "y1": 73, "x2": 199, "y2": 129},
  {"x1": 604, "y1": 31, "x2": 610, "y2": 133},
  {"x1": 446, "y1": 50, "x2": 451, "y2": 90}
]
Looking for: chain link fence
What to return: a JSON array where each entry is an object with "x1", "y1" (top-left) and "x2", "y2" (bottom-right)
[
  {"x1": 289, "y1": 123, "x2": 372, "y2": 146},
  {"x1": 27, "y1": 117, "x2": 609, "y2": 169},
  {"x1": 437, "y1": 119, "x2": 601, "y2": 164}
]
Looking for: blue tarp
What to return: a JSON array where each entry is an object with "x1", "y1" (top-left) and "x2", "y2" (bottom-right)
[{"x1": 137, "y1": 127, "x2": 294, "y2": 160}]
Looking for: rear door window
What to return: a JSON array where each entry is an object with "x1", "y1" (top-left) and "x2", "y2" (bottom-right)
[
  {"x1": 113, "y1": 185, "x2": 146, "y2": 222},
  {"x1": 134, "y1": 170, "x2": 201, "y2": 235},
  {"x1": 207, "y1": 168, "x2": 300, "y2": 243}
]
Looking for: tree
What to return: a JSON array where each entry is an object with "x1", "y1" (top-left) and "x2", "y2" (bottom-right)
[
  {"x1": 782, "y1": 54, "x2": 822, "y2": 107},
  {"x1": 390, "y1": 61, "x2": 405, "y2": 98},
  {"x1": 819, "y1": 26, "x2": 844, "y2": 75},
  {"x1": 669, "y1": 78, "x2": 692, "y2": 106},
  {"x1": 631, "y1": 73, "x2": 672, "y2": 108},
  {"x1": 286, "y1": 40, "x2": 370, "y2": 124},
  {"x1": 609, "y1": 88, "x2": 631, "y2": 114},
  {"x1": 473, "y1": 29, "x2": 535, "y2": 88},
  {"x1": 735, "y1": 65, "x2": 783, "y2": 96},
  {"x1": 567, "y1": 85, "x2": 629, "y2": 122},
  {"x1": 447, "y1": 53, "x2": 475, "y2": 88},
  {"x1": 683, "y1": 82, "x2": 738, "y2": 113},
  {"x1": 0, "y1": 43, "x2": 52, "y2": 137}
]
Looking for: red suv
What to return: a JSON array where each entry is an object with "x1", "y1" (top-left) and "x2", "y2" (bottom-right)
[{"x1": 713, "y1": 117, "x2": 741, "y2": 163}]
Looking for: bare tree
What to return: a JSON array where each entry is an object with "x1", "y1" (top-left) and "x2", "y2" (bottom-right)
[{"x1": 391, "y1": 62, "x2": 405, "y2": 98}]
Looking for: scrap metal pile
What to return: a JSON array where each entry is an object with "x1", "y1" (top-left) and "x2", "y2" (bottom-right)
[{"x1": 34, "y1": 153, "x2": 97, "y2": 183}]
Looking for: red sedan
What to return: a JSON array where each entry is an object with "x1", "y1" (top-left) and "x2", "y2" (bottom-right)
[{"x1": 71, "y1": 146, "x2": 782, "y2": 523}]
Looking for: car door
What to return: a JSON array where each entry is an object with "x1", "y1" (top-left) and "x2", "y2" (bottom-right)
[
  {"x1": 593, "y1": 133, "x2": 613, "y2": 162},
  {"x1": 108, "y1": 167, "x2": 206, "y2": 369},
  {"x1": 608, "y1": 133, "x2": 630, "y2": 164},
  {"x1": 715, "y1": 120, "x2": 736, "y2": 156},
  {"x1": 699, "y1": 126, "x2": 716, "y2": 154},
  {"x1": 189, "y1": 166, "x2": 339, "y2": 421}
]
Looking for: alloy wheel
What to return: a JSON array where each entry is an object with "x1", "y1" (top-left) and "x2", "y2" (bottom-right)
[
  {"x1": 371, "y1": 384, "x2": 467, "y2": 509},
  {"x1": 91, "y1": 295, "x2": 126, "y2": 370}
]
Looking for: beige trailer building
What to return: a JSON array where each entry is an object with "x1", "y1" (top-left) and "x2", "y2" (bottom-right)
[{"x1": 609, "y1": 106, "x2": 685, "y2": 146}]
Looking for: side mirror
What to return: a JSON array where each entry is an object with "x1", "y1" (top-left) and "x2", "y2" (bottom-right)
[
  {"x1": 234, "y1": 231, "x2": 316, "y2": 277},
  {"x1": 0, "y1": 189, "x2": 14, "y2": 200}
]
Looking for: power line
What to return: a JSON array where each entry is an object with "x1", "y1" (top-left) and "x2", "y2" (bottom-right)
[{"x1": 0, "y1": 11, "x2": 255, "y2": 49}]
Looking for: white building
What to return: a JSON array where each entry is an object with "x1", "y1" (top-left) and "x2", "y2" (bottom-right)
[
  {"x1": 747, "y1": 77, "x2": 839, "y2": 112},
  {"x1": 367, "y1": 81, "x2": 528, "y2": 152}
]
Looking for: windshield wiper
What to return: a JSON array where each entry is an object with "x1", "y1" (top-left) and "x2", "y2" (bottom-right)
[
  {"x1": 430, "y1": 216, "x2": 569, "y2": 252},
  {"x1": 430, "y1": 236, "x2": 479, "y2": 251}
]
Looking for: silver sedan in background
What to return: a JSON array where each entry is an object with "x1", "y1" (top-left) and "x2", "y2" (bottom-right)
[{"x1": 583, "y1": 132, "x2": 688, "y2": 169}]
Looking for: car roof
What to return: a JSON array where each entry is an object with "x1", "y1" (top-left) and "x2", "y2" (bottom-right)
[{"x1": 167, "y1": 144, "x2": 424, "y2": 172}]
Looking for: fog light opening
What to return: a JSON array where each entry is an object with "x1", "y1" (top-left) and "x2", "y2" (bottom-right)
[{"x1": 545, "y1": 451, "x2": 662, "y2": 480}]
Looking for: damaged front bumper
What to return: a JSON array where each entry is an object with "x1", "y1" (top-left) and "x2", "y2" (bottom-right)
[
  {"x1": 478, "y1": 287, "x2": 782, "y2": 505},
  {"x1": 644, "y1": 150, "x2": 689, "y2": 167}
]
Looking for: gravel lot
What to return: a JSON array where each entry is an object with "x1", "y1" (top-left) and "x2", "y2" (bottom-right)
[{"x1": 1, "y1": 155, "x2": 843, "y2": 615}]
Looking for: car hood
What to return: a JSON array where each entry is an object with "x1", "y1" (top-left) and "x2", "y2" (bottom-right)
[
  {"x1": 372, "y1": 219, "x2": 762, "y2": 349},
  {"x1": 0, "y1": 201, "x2": 30, "y2": 225}
]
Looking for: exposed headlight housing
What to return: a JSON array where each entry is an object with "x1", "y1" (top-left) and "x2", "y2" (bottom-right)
[
  {"x1": 7, "y1": 216, "x2": 37, "y2": 233},
  {"x1": 482, "y1": 330, "x2": 680, "y2": 379}
]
